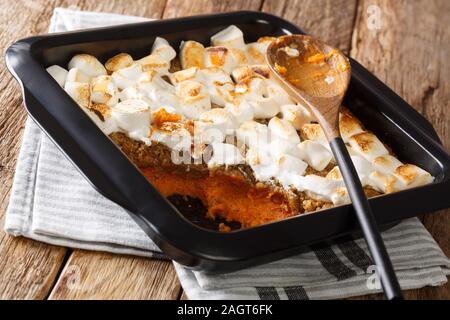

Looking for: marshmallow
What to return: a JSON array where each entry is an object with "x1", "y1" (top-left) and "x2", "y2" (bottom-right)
[
  {"x1": 137, "y1": 71, "x2": 180, "y2": 110},
  {"x1": 86, "y1": 103, "x2": 118, "y2": 135},
  {"x1": 177, "y1": 80, "x2": 211, "y2": 120},
  {"x1": 137, "y1": 54, "x2": 170, "y2": 74},
  {"x1": 224, "y1": 99, "x2": 254, "y2": 125},
  {"x1": 204, "y1": 46, "x2": 237, "y2": 74},
  {"x1": 291, "y1": 174, "x2": 346, "y2": 204},
  {"x1": 46, "y1": 65, "x2": 68, "y2": 87},
  {"x1": 280, "y1": 104, "x2": 313, "y2": 130},
  {"x1": 207, "y1": 143, "x2": 244, "y2": 167},
  {"x1": 246, "y1": 147, "x2": 279, "y2": 181},
  {"x1": 372, "y1": 154, "x2": 403, "y2": 174},
  {"x1": 151, "y1": 122, "x2": 192, "y2": 151},
  {"x1": 298, "y1": 140, "x2": 333, "y2": 171},
  {"x1": 268, "y1": 139, "x2": 303, "y2": 159},
  {"x1": 246, "y1": 37, "x2": 275, "y2": 64},
  {"x1": 211, "y1": 25, "x2": 246, "y2": 50},
  {"x1": 236, "y1": 121, "x2": 270, "y2": 149},
  {"x1": 90, "y1": 75, "x2": 119, "y2": 107},
  {"x1": 235, "y1": 77, "x2": 280, "y2": 118},
  {"x1": 66, "y1": 68, "x2": 91, "y2": 83},
  {"x1": 170, "y1": 67, "x2": 200, "y2": 84},
  {"x1": 369, "y1": 171, "x2": 405, "y2": 194},
  {"x1": 64, "y1": 82, "x2": 90, "y2": 108},
  {"x1": 348, "y1": 132, "x2": 389, "y2": 161},
  {"x1": 394, "y1": 164, "x2": 434, "y2": 188},
  {"x1": 105, "y1": 53, "x2": 134, "y2": 73},
  {"x1": 199, "y1": 108, "x2": 238, "y2": 133},
  {"x1": 339, "y1": 110, "x2": 365, "y2": 142},
  {"x1": 68, "y1": 54, "x2": 107, "y2": 78},
  {"x1": 151, "y1": 37, "x2": 176, "y2": 62},
  {"x1": 111, "y1": 63, "x2": 144, "y2": 90},
  {"x1": 268, "y1": 117, "x2": 300, "y2": 145},
  {"x1": 111, "y1": 99, "x2": 151, "y2": 143},
  {"x1": 275, "y1": 154, "x2": 308, "y2": 187},
  {"x1": 180, "y1": 40, "x2": 206, "y2": 69},
  {"x1": 231, "y1": 65, "x2": 270, "y2": 83},
  {"x1": 199, "y1": 67, "x2": 234, "y2": 106},
  {"x1": 300, "y1": 123, "x2": 329, "y2": 148}
]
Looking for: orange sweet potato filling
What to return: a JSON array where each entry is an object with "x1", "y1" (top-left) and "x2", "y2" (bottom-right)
[{"x1": 141, "y1": 167, "x2": 295, "y2": 228}]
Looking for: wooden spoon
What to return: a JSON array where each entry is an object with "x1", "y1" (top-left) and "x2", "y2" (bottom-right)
[{"x1": 266, "y1": 35, "x2": 403, "y2": 300}]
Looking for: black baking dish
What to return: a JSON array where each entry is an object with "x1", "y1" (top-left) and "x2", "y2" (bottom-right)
[{"x1": 6, "y1": 11, "x2": 450, "y2": 273}]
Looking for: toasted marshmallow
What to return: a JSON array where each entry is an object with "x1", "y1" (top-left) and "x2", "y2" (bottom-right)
[
  {"x1": 90, "y1": 75, "x2": 119, "y2": 107},
  {"x1": 111, "y1": 63, "x2": 144, "y2": 90},
  {"x1": 369, "y1": 171, "x2": 405, "y2": 193},
  {"x1": 235, "y1": 77, "x2": 280, "y2": 118},
  {"x1": 199, "y1": 108, "x2": 238, "y2": 134},
  {"x1": 266, "y1": 80, "x2": 295, "y2": 106},
  {"x1": 105, "y1": 53, "x2": 134, "y2": 73},
  {"x1": 136, "y1": 71, "x2": 180, "y2": 110},
  {"x1": 180, "y1": 40, "x2": 206, "y2": 69},
  {"x1": 177, "y1": 80, "x2": 211, "y2": 119},
  {"x1": 246, "y1": 147, "x2": 279, "y2": 181},
  {"x1": 394, "y1": 164, "x2": 434, "y2": 188},
  {"x1": 211, "y1": 25, "x2": 246, "y2": 50},
  {"x1": 372, "y1": 154, "x2": 402, "y2": 174},
  {"x1": 171, "y1": 67, "x2": 200, "y2": 84},
  {"x1": 275, "y1": 154, "x2": 308, "y2": 187},
  {"x1": 151, "y1": 122, "x2": 192, "y2": 151},
  {"x1": 46, "y1": 65, "x2": 68, "y2": 87},
  {"x1": 236, "y1": 121, "x2": 270, "y2": 149},
  {"x1": 204, "y1": 46, "x2": 237, "y2": 74},
  {"x1": 151, "y1": 37, "x2": 176, "y2": 62},
  {"x1": 64, "y1": 82, "x2": 90, "y2": 108},
  {"x1": 280, "y1": 104, "x2": 313, "y2": 130},
  {"x1": 68, "y1": 54, "x2": 107, "y2": 78},
  {"x1": 348, "y1": 132, "x2": 389, "y2": 161},
  {"x1": 111, "y1": 99, "x2": 151, "y2": 143},
  {"x1": 351, "y1": 155, "x2": 375, "y2": 186},
  {"x1": 246, "y1": 37, "x2": 275, "y2": 64},
  {"x1": 268, "y1": 117, "x2": 300, "y2": 145},
  {"x1": 137, "y1": 54, "x2": 170, "y2": 74},
  {"x1": 326, "y1": 166, "x2": 342, "y2": 180},
  {"x1": 325, "y1": 155, "x2": 374, "y2": 188},
  {"x1": 291, "y1": 174, "x2": 346, "y2": 204},
  {"x1": 199, "y1": 67, "x2": 234, "y2": 106},
  {"x1": 268, "y1": 139, "x2": 303, "y2": 159},
  {"x1": 299, "y1": 123, "x2": 327, "y2": 146},
  {"x1": 298, "y1": 140, "x2": 333, "y2": 171},
  {"x1": 119, "y1": 85, "x2": 152, "y2": 105},
  {"x1": 66, "y1": 68, "x2": 91, "y2": 83},
  {"x1": 224, "y1": 99, "x2": 254, "y2": 125},
  {"x1": 339, "y1": 111, "x2": 365, "y2": 142},
  {"x1": 207, "y1": 143, "x2": 244, "y2": 167},
  {"x1": 86, "y1": 103, "x2": 118, "y2": 135},
  {"x1": 231, "y1": 64, "x2": 271, "y2": 83}
]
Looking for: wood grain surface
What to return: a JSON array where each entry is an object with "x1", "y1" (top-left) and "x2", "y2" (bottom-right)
[{"x1": 0, "y1": 0, "x2": 448, "y2": 300}]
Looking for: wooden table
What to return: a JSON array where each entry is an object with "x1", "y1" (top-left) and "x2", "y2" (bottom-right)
[{"x1": 0, "y1": 0, "x2": 448, "y2": 300}]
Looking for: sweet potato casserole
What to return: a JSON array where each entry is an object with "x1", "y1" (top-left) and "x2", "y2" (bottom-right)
[{"x1": 46, "y1": 26, "x2": 434, "y2": 230}]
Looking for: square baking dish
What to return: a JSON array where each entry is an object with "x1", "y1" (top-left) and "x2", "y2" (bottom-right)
[{"x1": 6, "y1": 11, "x2": 450, "y2": 273}]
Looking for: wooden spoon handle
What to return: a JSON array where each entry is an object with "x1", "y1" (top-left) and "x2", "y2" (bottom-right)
[{"x1": 330, "y1": 137, "x2": 403, "y2": 300}]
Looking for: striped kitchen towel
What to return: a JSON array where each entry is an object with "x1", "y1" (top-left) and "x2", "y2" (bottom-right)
[{"x1": 4, "y1": 8, "x2": 450, "y2": 300}]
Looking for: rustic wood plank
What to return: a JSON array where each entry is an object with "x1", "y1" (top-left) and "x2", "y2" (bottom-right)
[
  {"x1": 49, "y1": 251, "x2": 180, "y2": 299},
  {"x1": 350, "y1": 0, "x2": 450, "y2": 299},
  {"x1": 162, "y1": 0, "x2": 262, "y2": 18},
  {"x1": 262, "y1": 0, "x2": 358, "y2": 53}
]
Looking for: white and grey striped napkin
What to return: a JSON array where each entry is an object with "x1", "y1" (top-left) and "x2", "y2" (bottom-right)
[{"x1": 4, "y1": 8, "x2": 449, "y2": 300}]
